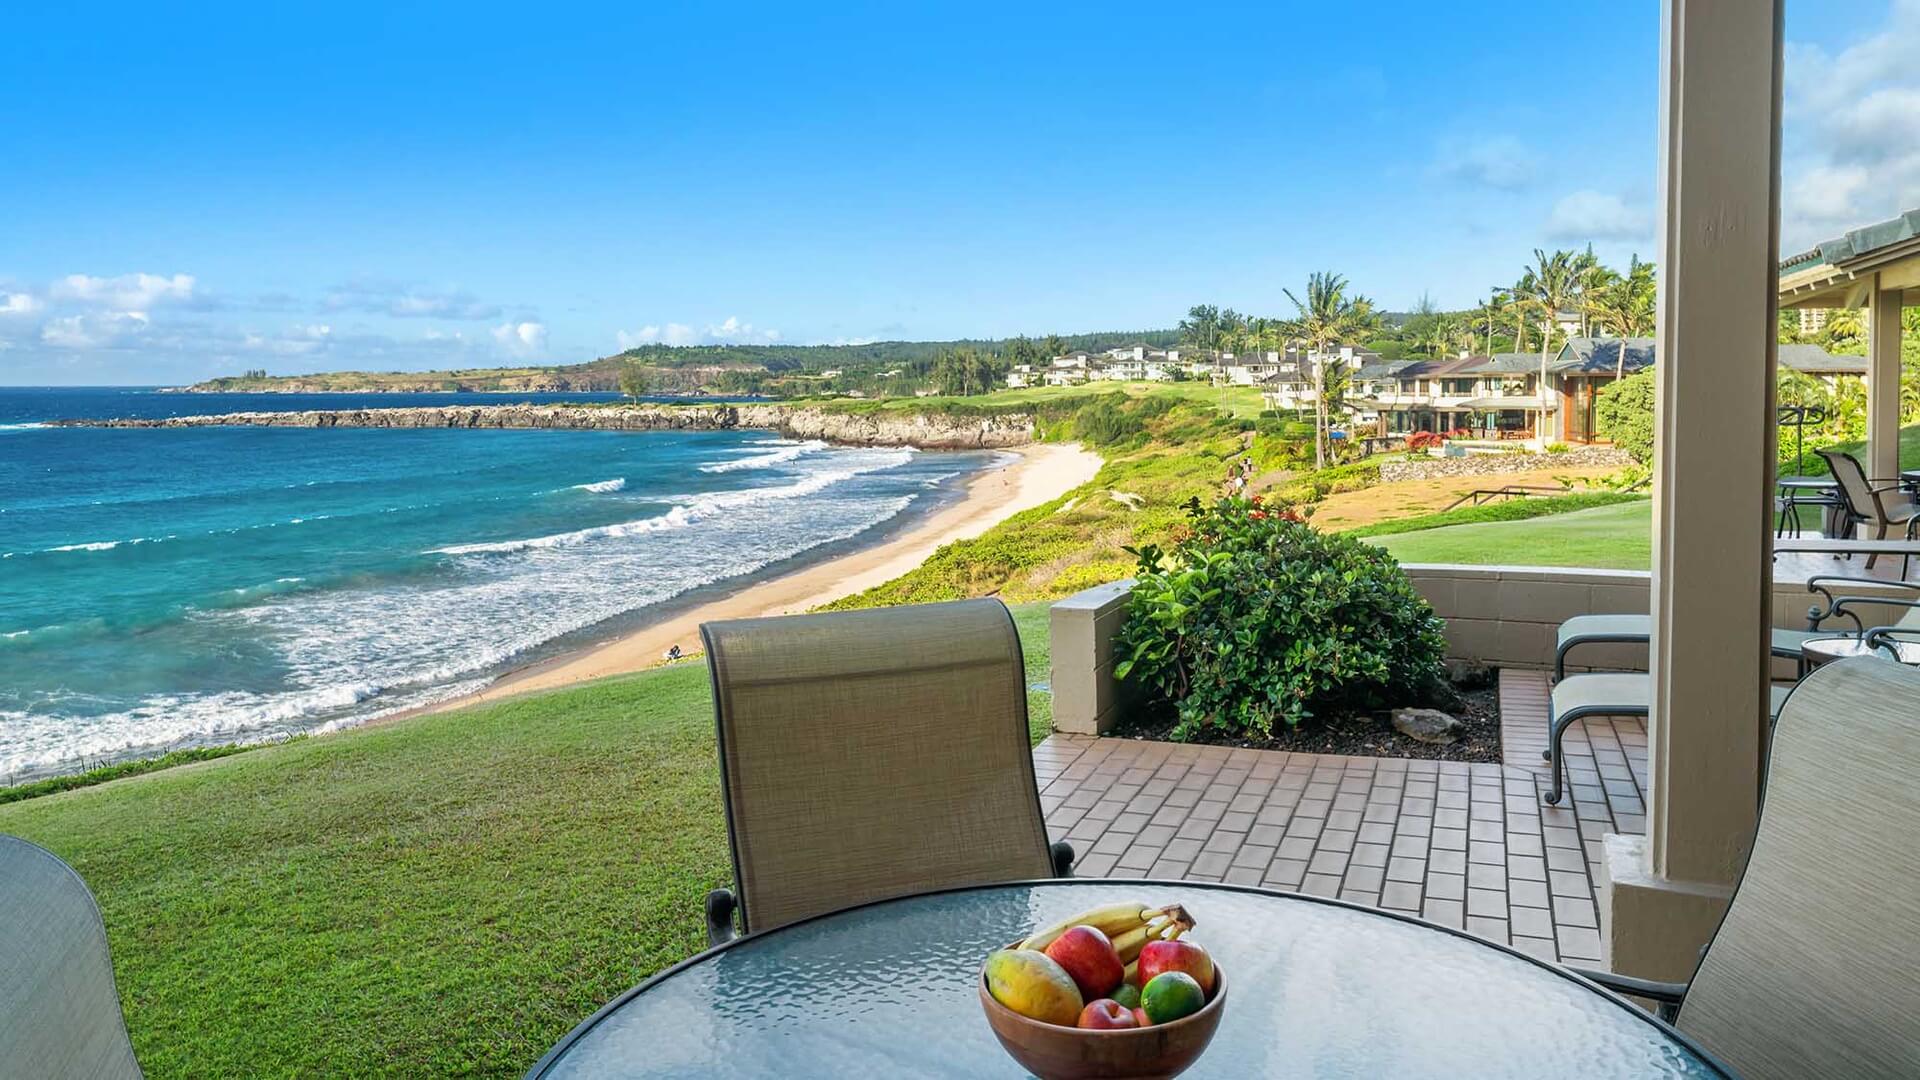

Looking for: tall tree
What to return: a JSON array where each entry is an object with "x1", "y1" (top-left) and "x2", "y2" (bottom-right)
[
  {"x1": 1518, "y1": 249, "x2": 1582, "y2": 432},
  {"x1": 1585, "y1": 256, "x2": 1657, "y2": 378},
  {"x1": 1282, "y1": 272, "x2": 1377, "y2": 468}
]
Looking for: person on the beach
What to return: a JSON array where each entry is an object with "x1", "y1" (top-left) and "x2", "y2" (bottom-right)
[{"x1": 664, "y1": 644, "x2": 682, "y2": 662}]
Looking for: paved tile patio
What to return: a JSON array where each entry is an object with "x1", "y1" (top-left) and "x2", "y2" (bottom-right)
[{"x1": 1035, "y1": 670, "x2": 1648, "y2": 967}]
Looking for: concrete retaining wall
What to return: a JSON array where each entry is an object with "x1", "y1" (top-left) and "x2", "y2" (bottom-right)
[{"x1": 1049, "y1": 564, "x2": 1918, "y2": 733}]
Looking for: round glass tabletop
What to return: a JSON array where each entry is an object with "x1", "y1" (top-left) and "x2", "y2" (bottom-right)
[{"x1": 533, "y1": 881, "x2": 1726, "y2": 1078}]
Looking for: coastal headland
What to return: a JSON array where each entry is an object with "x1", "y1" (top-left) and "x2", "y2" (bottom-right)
[{"x1": 54, "y1": 402, "x2": 1035, "y2": 450}]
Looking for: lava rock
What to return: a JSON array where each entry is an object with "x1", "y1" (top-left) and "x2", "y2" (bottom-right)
[{"x1": 1391, "y1": 707, "x2": 1465, "y2": 745}]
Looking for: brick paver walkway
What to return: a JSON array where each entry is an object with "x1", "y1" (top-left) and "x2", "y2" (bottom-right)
[{"x1": 1033, "y1": 669, "x2": 1647, "y2": 967}]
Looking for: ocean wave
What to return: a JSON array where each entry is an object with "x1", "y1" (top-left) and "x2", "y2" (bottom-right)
[
  {"x1": 570, "y1": 477, "x2": 627, "y2": 493},
  {"x1": 0, "y1": 422, "x2": 48, "y2": 431},
  {"x1": 431, "y1": 505, "x2": 697, "y2": 555},
  {"x1": 698, "y1": 439, "x2": 827, "y2": 473},
  {"x1": 434, "y1": 449, "x2": 915, "y2": 558}
]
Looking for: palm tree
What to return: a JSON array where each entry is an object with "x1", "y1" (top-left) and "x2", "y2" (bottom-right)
[
  {"x1": 1585, "y1": 256, "x2": 1657, "y2": 378},
  {"x1": 1518, "y1": 249, "x2": 1582, "y2": 433},
  {"x1": 1572, "y1": 246, "x2": 1606, "y2": 336},
  {"x1": 1825, "y1": 307, "x2": 1865, "y2": 349},
  {"x1": 1282, "y1": 272, "x2": 1376, "y2": 468},
  {"x1": 1477, "y1": 291, "x2": 1511, "y2": 355}
]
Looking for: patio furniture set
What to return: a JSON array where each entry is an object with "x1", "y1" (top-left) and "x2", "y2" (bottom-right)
[
  {"x1": 1545, "y1": 569, "x2": 1920, "y2": 805},
  {"x1": 9, "y1": 597, "x2": 1920, "y2": 1078}
]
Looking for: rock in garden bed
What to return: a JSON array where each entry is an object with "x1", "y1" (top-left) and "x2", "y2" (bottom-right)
[{"x1": 1106, "y1": 669, "x2": 1503, "y2": 764}]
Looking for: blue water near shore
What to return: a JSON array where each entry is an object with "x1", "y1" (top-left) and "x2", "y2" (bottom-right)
[{"x1": 1, "y1": 388, "x2": 992, "y2": 780}]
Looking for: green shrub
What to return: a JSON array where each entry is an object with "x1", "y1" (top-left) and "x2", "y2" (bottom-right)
[
  {"x1": 1543, "y1": 442, "x2": 1570, "y2": 454},
  {"x1": 1072, "y1": 400, "x2": 1147, "y2": 447},
  {"x1": 1115, "y1": 497, "x2": 1449, "y2": 738},
  {"x1": 1595, "y1": 371, "x2": 1656, "y2": 464}
]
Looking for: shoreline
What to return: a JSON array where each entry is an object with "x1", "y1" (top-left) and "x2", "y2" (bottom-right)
[{"x1": 411, "y1": 441, "x2": 1102, "y2": 716}]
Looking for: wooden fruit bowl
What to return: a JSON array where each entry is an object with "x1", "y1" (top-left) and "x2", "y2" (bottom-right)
[{"x1": 978, "y1": 958, "x2": 1226, "y2": 1080}]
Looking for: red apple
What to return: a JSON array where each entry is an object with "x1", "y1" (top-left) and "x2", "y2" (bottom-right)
[
  {"x1": 1076, "y1": 999, "x2": 1138, "y2": 1030},
  {"x1": 1132, "y1": 1007, "x2": 1152, "y2": 1028},
  {"x1": 1136, "y1": 939, "x2": 1215, "y2": 995},
  {"x1": 1044, "y1": 926, "x2": 1124, "y2": 999}
]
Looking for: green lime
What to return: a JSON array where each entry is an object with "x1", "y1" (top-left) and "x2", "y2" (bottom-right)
[
  {"x1": 1109, "y1": 983, "x2": 1141, "y2": 1010},
  {"x1": 1140, "y1": 971, "x2": 1205, "y2": 1023}
]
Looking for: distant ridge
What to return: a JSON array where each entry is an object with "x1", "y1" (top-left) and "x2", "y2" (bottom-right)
[{"x1": 181, "y1": 329, "x2": 1178, "y2": 394}]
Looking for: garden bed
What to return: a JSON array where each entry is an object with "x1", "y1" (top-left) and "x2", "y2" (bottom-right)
[{"x1": 1106, "y1": 667, "x2": 1502, "y2": 764}]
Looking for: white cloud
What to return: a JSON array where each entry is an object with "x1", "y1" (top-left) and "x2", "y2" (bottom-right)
[
  {"x1": 1544, "y1": 190, "x2": 1652, "y2": 242},
  {"x1": 1781, "y1": 1, "x2": 1920, "y2": 247},
  {"x1": 1433, "y1": 135, "x2": 1537, "y2": 190},
  {"x1": 617, "y1": 316, "x2": 779, "y2": 349},
  {"x1": 49, "y1": 273, "x2": 197, "y2": 310},
  {"x1": 492, "y1": 321, "x2": 548, "y2": 354},
  {"x1": 39, "y1": 311, "x2": 152, "y2": 349},
  {"x1": 324, "y1": 280, "x2": 502, "y2": 320},
  {"x1": 0, "y1": 292, "x2": 42, "y2": 316}
]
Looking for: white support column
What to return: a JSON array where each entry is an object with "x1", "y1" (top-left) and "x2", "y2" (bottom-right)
[
  {"x1": 1868, "y1": 277, "x2": 1904, "y2": 482},
  {"x1": 1603, "y1": 0, "x2": 1783, "y2": 980}
]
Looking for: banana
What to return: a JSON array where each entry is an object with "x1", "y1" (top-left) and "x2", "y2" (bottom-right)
[
  {"x1": 1018, "y1": 901, "x2": 1155, "y2": 952},
  {"x1": 1019, "y1": 901, "x2": 1195, "y2": 953}
]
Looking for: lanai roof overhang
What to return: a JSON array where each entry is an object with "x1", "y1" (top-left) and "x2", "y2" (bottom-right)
[
  {"x1": 1778, "y1": 208, "x2": 1920, "y2": 309},
  {"x1": 1776, "y1": 207, "x2": 1919, "y2": 478}
]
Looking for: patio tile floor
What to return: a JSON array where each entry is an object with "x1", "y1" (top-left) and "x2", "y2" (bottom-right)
[{"x1": 1034, "y1": 669, "x2": 1644, "y2": 968}]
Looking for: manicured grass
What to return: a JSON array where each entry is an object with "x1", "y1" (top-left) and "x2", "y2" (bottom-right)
[
  {"x1": 0, "y1": 605, "x2": 1056, "y2": 1078},
  {"x1": 1341, "y1": 492, "x2": 1647, "y2": 539},
  {"x1": 1369, "y1": 500, "x2": 1653, "y2": 570}
]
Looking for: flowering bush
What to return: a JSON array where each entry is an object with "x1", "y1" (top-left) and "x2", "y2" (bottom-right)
[
  {"x1": 1114, "y1": 497, "x2": 1449, "y2": 739},
  {"x1": 1407, "y1": 431, "x2": 1445, "y2": 451}
]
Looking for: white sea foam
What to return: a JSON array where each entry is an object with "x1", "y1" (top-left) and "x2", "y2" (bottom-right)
[
  {"x1": 571, "y1": 477, "x2": 627, "y2": 493},
  {"x1": 698, "y1": 439, "x2": 827, "y2": 473},
  {"x1": 0, "y1": 422, "x2": 48, "y2": 431},
  {"x1": 434, "y1": 448, "x2": 914, "y2": 557},
  {"x1": 0, "y1": 441, "x2": 943, "y2": 780}
]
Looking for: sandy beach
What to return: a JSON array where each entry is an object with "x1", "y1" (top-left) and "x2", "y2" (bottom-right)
[{"x1": 430, "y1": 441, "x2": 1103, "y2": 711}]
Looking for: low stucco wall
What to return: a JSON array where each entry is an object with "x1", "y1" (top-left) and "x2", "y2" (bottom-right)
[{"x1": 1049, "y1": 564, "x2": 1918, "y2": 733}]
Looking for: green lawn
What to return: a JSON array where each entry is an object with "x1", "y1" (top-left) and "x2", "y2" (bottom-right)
[
  {"x1": 1369, "y1": 499, "x2": 1653, "y2": 570},
  {"x1": 0, "y1": 605, "x2": 1056, "y2": 1077}
]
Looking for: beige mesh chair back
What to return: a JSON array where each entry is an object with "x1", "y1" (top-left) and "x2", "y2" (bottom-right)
[
  {"x1": 0, "y1": 835, "x2": 142, "y2": 1079},
  {"x1": 1674, "y1": 657, "x2": 1920, "y2": 1078},
  {"x1": 701, "y1": 599, "x2": 1059, "y2": 936}
]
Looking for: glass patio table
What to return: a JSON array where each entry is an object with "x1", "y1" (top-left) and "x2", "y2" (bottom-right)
[{"x1": 529, "y1": 881, "x2": 1729, "y2": 1078}]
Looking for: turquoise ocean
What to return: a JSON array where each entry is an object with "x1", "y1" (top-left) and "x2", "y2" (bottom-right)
[{"x1": 0, "y1": 388, "x2": 994, "y2": 781}]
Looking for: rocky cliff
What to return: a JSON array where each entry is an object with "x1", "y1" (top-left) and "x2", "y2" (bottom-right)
[{"x1": 56, "y1": 404, "x2": 1035, "y2": 450}]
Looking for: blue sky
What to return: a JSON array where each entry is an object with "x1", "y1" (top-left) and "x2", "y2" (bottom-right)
[{"x1": 2, "y1": 1, "x2": 1913, "y2": 383}]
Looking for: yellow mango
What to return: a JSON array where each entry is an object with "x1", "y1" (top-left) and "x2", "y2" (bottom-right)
[{"x1": 984, "y1": 949, "x2": 1084, "y2": 1026}]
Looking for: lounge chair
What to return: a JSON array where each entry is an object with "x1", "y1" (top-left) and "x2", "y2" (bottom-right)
[
  {"x1": 1817, "y1": 447, "x2": 1919, "y2": 576},
  {"x1": 1553, "y1": 614, "x2": 1821, "y2": 680},
  {"x1": 0, "y1": 836, "x2": 142, "y2": 1079},
  {"x1": 1575, "y1": 656, "x2": 1920, "y2": 1079},
  {"x1": 1555, "y1": 575, "x2": 1920, "y2": 680},
  {"x1": 698, "y1": 598, "x2": 1072, "y2": 946},
  {"x1": 1542, "y1": 675, "x2": 1792, "y2": 805}
]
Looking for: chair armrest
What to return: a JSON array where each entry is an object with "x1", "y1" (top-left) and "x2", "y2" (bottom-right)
[
  {"x1": 1051, "y1": 840, "x2": 1076, "y2": 878},
  {"x1": 1865, "y1": 626, "x2": 1920, "y2": 653},
  {"x1": 1832, "y1": 597, "x2": 1920, "y2": 629},
  {"x1": 1572, "y1": 967, "x2": 1688, "y2": 1022},
  {"x1": 705, "y1": 888, "x2": 738, "y2": 948},
  {"x1": 1806, "y1": 576, "x2": 1920, "y2": 630}
]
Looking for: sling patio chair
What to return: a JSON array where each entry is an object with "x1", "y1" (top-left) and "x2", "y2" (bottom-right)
[
  {"x1": 699, "y1": 598, "x2": 1072, "y2": 946},
  {"x1": 1542, "y1": 675, "x2": 1793, "y2": 805},
  {"x1": 1816, "y1": 446, "x2": 1919, "y2": 577},
  {"x1": 1573, "y1": 656, "x2": 1920, "y2": 1079},
  {"x1": 0, "y1": 835, "x2": 142, "y2": 1079},
  {"x1": 1555, "y1": 574, "x2": 1920, "y2": 681}
]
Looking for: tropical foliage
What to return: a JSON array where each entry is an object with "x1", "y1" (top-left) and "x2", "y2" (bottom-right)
[{"x1": 1114, "y1": 496, "x2": 1448, "y2": 739}]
